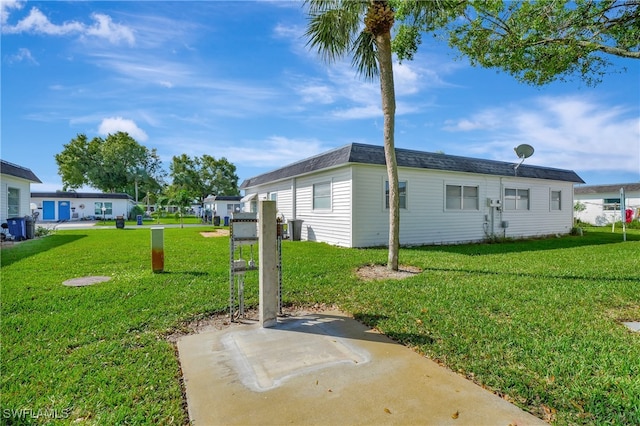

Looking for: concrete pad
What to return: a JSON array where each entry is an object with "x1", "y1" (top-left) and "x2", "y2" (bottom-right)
[
  {"x1": 623, "y1": 321, "x2": 640, "y2": 332},
  {"x1": 177, "y1": 311, "x2": 546, "y2": 425}
]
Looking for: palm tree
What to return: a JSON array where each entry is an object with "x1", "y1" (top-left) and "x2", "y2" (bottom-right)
[{"x1": 305, "y1": 0, "x2": 400, "y2": 270}]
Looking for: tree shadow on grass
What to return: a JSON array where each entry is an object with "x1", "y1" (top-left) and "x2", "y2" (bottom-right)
[
  {"x1": 405, "y1": 231, "x2": 639, "y2": 257},
  {"x1": 0, "y1": 234, "x2": 87, "y2": 268}
]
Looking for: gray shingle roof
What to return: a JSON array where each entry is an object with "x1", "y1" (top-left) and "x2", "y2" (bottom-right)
[
  {"x1": 240, "y1": 143, "x2": 584, "y2": 188},
  {"x1": 574, "y1": 183, "x2": 640, "y2": 195},
  {"x1": 0, "y1": 160, "x2": 42, "y2": 183},
  {"x1": 31, "y1": 192, "x2": 133, "y2": 200}
]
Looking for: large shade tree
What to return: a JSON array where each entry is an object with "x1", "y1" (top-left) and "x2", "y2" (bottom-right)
[
  {"x1": 55, "y1": 131, "x2": 163, "y2": 198},
  {"x1": 169, "y1": 154, "x2": 240, "y2": 207},
  {"x1": 304, "y1": 0, "x2": 456, "y2": 270},
  {"x1": 396, "y1": 0, "x2": 639, "y2": 85}
]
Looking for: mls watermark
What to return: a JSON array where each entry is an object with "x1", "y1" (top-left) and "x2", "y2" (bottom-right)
[{"x1": 2, "y1": 408, "x2": 72, "y2": 420}]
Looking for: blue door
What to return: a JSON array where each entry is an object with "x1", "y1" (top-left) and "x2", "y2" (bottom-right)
[
  {"x1": 58, "y1": 201, "x2": 71, "y2": 221},
  {"x1": 43, "y1": 201, "x2": 55, "y2": 220}
]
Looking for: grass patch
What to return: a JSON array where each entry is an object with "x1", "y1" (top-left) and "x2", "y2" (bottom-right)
[{"x1": 1, "y1": 227, "x2": 639, "y2": 424}]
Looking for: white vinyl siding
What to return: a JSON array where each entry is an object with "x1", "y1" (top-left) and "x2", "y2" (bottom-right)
[
  {"x1": 241, "y1": 164, "x2": 578, "y2": 248},
  {"x1": 1, "y1": 175, "x2": 32, "y2": 223}
]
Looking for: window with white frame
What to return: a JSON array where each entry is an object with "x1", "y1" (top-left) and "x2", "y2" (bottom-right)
[
  {"x1": 446, "y1": 185, "x2": 479, "y2": 210},
  {"x1": 313, "y1": 182, "x2": 331, "y2": 210},
  {"x1": 269, "y1": 192, "x2": 277, "y2": 205},
  {"x1": 551, "y1": 190, "x2": 561, "y2": 210},
  {"x1": 603, "y1": 198, "x2": 621, "y2": 211},
  {"x1": 385, "y1": 181, "x2": 407, "y2": 209},
  {"x1": 7, "y1": 187, "x2": 20, "y2": 217},
  {"x1": 94, "y1": 202, "x2": 113, "y2": 215},
  {"x1": 504, "y1": 188, "x2": 529, "y2": 210}
]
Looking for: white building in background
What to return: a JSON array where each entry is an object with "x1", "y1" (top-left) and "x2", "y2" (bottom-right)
[
  {"x1": 240, "y1": 143, "x2": 585, "y2": 248},
  {"x1": 30, "y1": 192, "x2": 135, "y2": 221},
  {"x1": 1, "y1": 160, "x2": 42, "y2": 223},
  {"x1": 574, "y1": 183, "x2": 640, "y2": 226}
]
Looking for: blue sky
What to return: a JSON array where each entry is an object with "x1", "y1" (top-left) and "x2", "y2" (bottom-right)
[{"x1": 2, "y1": 0, "x2": 639, "y2": 193}]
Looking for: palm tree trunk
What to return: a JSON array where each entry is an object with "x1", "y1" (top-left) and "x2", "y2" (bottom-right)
[{"x1": 376, "y1": 31, "x2": 399, "y2": 271}]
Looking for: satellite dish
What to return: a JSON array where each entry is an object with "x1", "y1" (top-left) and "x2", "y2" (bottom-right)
[
  {"x1": 514, "y1": 144, "x2": 535, "y2": 159},
  {"x1": 513, "y1": 144, "x2": 534, "y2": 175}
]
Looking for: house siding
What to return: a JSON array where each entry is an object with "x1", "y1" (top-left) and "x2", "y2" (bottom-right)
[
  {"x1": 240, "y1": 144, "x2": 582, "y2": 249},
  {"x1": 351, "y1": 165, "x2": 575, "y2": 247},
  {"x1": 1, "y1": 175, "x2": 32, "y2": 223},
  {"x1": 243, "y1": 168, "x2": 353, "y2": 247},
  {"x1": 574, "y1": 187, "x2": 640, "y2": 226},
  {"x1": 30, "y1": 195, "x2": 134, "y2": 221},
  {"x1": 295, "y1": 167, "x2": 352, "y2": 246}
]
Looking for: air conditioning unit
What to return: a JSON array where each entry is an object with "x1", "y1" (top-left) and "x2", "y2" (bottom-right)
[{"x1": 487, "y1": 198, "x2": 502, "y2": 207}]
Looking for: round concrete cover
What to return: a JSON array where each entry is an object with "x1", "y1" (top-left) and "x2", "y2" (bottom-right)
[{"x1": 63, "y1": 276, "x2": 112, "y2": 287}]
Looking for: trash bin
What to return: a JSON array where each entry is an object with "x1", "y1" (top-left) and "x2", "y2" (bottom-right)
[
  {"x1": 24, "y1": 216, "x2": 35, "y2": 239},
  {"x1": 224, "y1": 216, "x2": 230, "y2": 226},
  {"x1": 7, "y1": 217, "x2": 26, "y2": 241},
  {"x1": 213, "y1": 216, "x2": 221, "y2": 226},
  {"x1": 115, "y1": 216, "x2": 125, "y2": 229},
  {"x1": 137, "y1": 215, "x2": 143, "y2": 225},
  {"x1": 288, "y1": 219, "x2": 303, "y2": 241}
]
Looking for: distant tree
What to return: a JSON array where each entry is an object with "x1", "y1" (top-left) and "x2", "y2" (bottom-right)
[
  {"x1": 169, "y1": 154, "x2": 239, "y2": 207},
  {"x1": 168, "y1": 187, "x2": 194, "y2": 228},
  {"x1": 395, "y1": 0, "x2": 639, "y2": 86},
  {"x1": 55, "y1": 132, "x2": 163, "y2": 197}
]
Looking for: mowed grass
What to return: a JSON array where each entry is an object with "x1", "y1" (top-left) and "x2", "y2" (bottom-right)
[{"x1": 1, "y1": 227, "x2": 639, "y2": 425}]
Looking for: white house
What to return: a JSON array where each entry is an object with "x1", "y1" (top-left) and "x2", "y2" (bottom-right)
[
  {"x1": 30, "y1": 192, "x2": 135, "y2": 221},
  {"x1": 240, "y1": 143, "x2": 585, "y2": 248},
  {"x1": 1, "y1": 160, "x2": 42, "y2": 224},
  {"x1": 203, "y1": 195, "x2": 242, "y2": 218},
  {"x1": 574, "y1": 183, "x2": 640, "y2": 226}
]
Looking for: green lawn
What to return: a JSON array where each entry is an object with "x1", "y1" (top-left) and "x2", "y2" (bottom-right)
[{"x1": 1, "y1": 227, "x2": 638, "y2": 425}]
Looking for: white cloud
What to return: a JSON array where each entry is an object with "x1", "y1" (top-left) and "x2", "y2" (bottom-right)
[
  {"x1": 3, "y1": 7, "x2": 84, "y2": 35},
  {"x1": 443, "y1": 95, "x2": 640, "y2": 174},
  {"x1": 0, "y1": 0, "x2": 23, "y2": 25},
  {"x1": 7, "y1": 47, "x2": 38, "y2": 65},
  {"x1": 98, "y1": 117, "x2": 148, "y2": 142},
  {"x1": 225, "y1": 136, "x2": 330, "y2": 168},
  {"x1": 84, "y1": 13, "x2": 135, "y2": 46},
  {"x1": 2, "y1": 6, "x2": 134, "y2": 45}
]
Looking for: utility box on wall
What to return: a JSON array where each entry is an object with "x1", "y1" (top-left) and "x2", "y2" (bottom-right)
[{"x1": 487, "y1": 198, "x2": 502, "y2": 208}]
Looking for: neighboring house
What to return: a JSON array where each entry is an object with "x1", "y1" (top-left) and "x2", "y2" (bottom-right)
[
  {"x1": 574, "y1": 183, "x2": 640, "y2": 226},
  {"x1": 203, "y1": 195, "x2": 242, "y2": 218},
  {"x1": 240, "y1": 143, "x2": 584, "y2": 248},
  {"x1": 1, "y1": 160, "x2": 42, "y2": 224},
  {"x1": 30, "y1": 192, "x2": 135, "y2": 221}
]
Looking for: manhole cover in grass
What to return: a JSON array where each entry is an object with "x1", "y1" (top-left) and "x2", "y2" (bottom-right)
[
  {"x1": 63, "y1": 276, "x2": 112, "y2": 287},
  {"x1": 623, "y1": 322, "x2": 640, "y2": 332}
]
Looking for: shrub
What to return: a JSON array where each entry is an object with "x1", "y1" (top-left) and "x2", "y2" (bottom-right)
[{"x1": 129, "y1": 205, "x2": 145, "y2": 220}]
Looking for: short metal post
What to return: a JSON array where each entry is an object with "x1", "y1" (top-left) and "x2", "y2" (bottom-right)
[{"x1": 151, "y1": 227, "x2": 164, "y2": 273}]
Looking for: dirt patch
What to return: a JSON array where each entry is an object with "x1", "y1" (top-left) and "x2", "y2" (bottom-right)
[
  {"x1": 355, "y1": 264, "x2": 422, "y2": 281},
  {"x1": 200, "y1": 229, "x2": 229, "y2": 238}
]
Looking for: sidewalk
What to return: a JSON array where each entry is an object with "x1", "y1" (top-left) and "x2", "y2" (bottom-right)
[{"x1": 177, "y1": 310, "x2": 547, "y2": 425}]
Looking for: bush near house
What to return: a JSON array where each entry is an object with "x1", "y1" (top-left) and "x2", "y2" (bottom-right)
[{"x1": 1, "y1": 228, "x2": 638, "y2": 424}]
